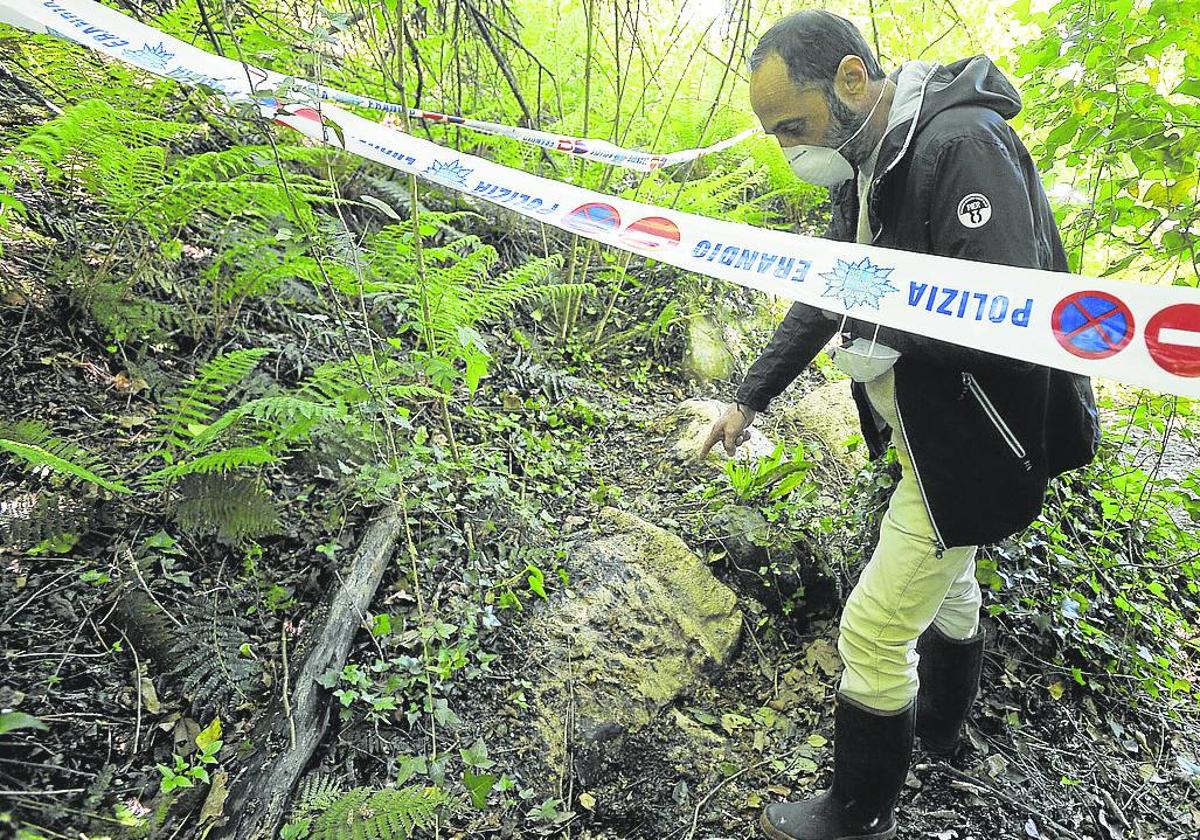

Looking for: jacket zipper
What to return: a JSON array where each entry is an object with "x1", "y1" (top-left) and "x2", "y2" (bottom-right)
[
  {"x1": 892, "y1": 384, "x2": 947, "y2": 557},
  {"x1": 869, "y1": 65, "x2": 940, "y2": 245},
  {"x1": 962, "y1": 372, "x2": 1033, "y2": 472}
]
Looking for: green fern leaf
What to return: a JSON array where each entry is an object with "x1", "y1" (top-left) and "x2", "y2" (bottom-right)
[
  {"x1": 191, "y1": 396, "x2": 346, "y2": 450},
  {"x1": 0, "y1": 424, "x2": 131, "y2": 495},
  {"x1": 156, "y1": 348, "x2": 275, "y2": 454},
  {"x1": 143, "y1": 445, "x2": 277, "y2": 487},
  {"x1": 308, "y1": 785, "x2": 450, "y2": 840},
  {"x1": 166, "y1": 592, "x2": 263, "y2": 715},
  {"x1": 170, "y1": 474, "x2": 281, "y2": 542},
  {"x1": 293, "y1": 774, "x2": 346, "y2": 818},
  {"x1": 0, "y1": 490, "x2": 92, "y2": 549}
]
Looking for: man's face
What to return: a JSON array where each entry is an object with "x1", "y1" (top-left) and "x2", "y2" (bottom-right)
[{"x1": 750, "y1": 52, "x2": 867, "y2": 152}]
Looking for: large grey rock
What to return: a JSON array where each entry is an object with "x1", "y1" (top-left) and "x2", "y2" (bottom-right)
[
  {"x1": 522, "y1": 508, "x2": 743, "y2": 786},
  {"x1": 665, "y1": 398, "x2": 776, "y2": 463},
  {"x1": 682, "y1": 315, "x2": 735, "y2": 383}
]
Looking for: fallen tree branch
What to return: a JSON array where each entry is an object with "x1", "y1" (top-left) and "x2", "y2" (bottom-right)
[{"x1": 214, "y1": 505, "x2": 404, "y2": 840}]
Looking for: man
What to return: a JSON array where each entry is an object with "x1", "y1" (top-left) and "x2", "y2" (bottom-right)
[{"x1": 700, "y1": 10, "x2": 1100, "y2": 840}]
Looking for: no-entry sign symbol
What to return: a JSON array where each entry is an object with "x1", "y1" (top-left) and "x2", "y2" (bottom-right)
[
  {"x1": 1145, "y1": 303, "x2": 1200, "y2": 378},
  {"x1": 619, "y1": 216, "x2": 681, "y2": 250},
  {"x1": 1052, "y1": 291, "x2": 1135, "y2": 360}
]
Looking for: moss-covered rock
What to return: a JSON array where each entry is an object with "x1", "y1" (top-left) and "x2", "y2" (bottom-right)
[
  {"x1": 778, "y1": 380, "x2": 866, "y2": 471},
  {"x1": 682, "y1": 314, "x2": 735, "y2": 383},
  {"x1": 523, "y1": 508, "x2": 743, "y2": 786}
]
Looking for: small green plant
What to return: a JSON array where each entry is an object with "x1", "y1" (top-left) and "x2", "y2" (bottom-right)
[
  {"x1": 989, "y1": 393, "x2": 1199, "y2": 704},
  {"x1": 0, "y1": 711, "x2": 48, "y2": 735},
  {"x1": 156, "y1": 718, "x2": 221, "y2": 793},
  {"x1": 722, "y1": 442, "x2": 816, "y2": 504}
]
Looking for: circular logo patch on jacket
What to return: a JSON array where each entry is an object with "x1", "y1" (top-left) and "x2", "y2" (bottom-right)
[{"x1": 957, "y1": 193, "x2": 992, "y2": 228}]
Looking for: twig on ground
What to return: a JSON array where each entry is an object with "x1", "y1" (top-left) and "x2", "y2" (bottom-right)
[{"x1": 927, "y1": 762, "x2": 1086, "y2": 840}]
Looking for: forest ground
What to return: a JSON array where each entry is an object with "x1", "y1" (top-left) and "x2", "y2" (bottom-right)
[{"x1": 3, "y1": 264, "x2": 1198, "y2": 839}]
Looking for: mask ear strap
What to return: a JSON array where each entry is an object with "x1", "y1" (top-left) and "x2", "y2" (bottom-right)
[
  {"x1": 836, "y1": 316, "x2": 883, "y2": 355},
  {"x1": 834, "y1": 77, "x2": 891, "y2": 154}
]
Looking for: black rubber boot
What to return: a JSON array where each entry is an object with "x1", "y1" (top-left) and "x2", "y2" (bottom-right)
[
  {"x1": 915, "y1": 623, "x2": 986, "y2": 756},
  {"x1": 760, "y1": 694, "x2": 914, "y2": 840}
]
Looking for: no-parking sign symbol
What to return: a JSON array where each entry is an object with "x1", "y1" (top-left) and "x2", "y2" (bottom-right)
[
  {"x1": 563, "y1": 202, "x2": 621, "y2": 234},
  {"x1": 1052, "y1": 291, "x2": 1135, "y2": 360}
]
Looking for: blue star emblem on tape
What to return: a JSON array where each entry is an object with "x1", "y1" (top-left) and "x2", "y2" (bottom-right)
[
  {"x1": 423, "y1": 159, "x2": 473, "y2": 188},
  {"x1": 123, "y1": 42, "x2": 175, "y2": 70},
  {"x1": 819, "y1": 256, "x2": 898, "y2": 309}
]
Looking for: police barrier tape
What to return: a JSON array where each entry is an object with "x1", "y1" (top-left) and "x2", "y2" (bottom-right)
[
  {"x1": 4, "y1": 0, "x2": 1200, "y2": 397},
  {"x1": 0, "y1": 0, "x2": 756, "y2": 172}
]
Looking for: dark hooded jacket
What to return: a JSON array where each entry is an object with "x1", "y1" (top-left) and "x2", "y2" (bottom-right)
[{"x1": 735, "y1": 56, "x2": 1100, "y2": 549}]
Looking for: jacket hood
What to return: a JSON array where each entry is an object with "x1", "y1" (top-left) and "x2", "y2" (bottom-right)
[{"x1": 875, "y1": 56, "x2": 1022, "y2": 177}]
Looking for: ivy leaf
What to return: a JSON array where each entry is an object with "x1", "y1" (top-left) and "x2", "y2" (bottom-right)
[
  {"x1": 371, "y1": 613, "x2": 392, "y2": 637},
  {"x1": 395, "y1": 753, "x2": 428, "y2": 784},
  {"x1": 460, "y1": 737, "x2": 496, "y2": 769},
  {"x1": 526, "y1": 564, "x2": 547, "y2": 600},
  {"x1": 0, "y1": 712, "x2": 47, "y2": 734},
  {"x1": 316, "y1": 668, "x2": 340, "y2": 689},
  {"x1": 196, "y1": 718, "x2": 222, "y2": 754},
  {"x1": 463, "y1": 770, "x2": 495, "y2": 808}
]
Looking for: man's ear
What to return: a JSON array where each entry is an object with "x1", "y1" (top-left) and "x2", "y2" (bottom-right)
[{"x1": 834, "y1": 55, "x2": 869, "y2": 100}]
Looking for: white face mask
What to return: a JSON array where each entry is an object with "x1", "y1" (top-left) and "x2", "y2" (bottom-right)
[
  {"x1": 781, "y1": 81, "x2": 888, "y2": 188},
  {"x1": 830, "y1": 336, "x2": 900, "y2": 382}
]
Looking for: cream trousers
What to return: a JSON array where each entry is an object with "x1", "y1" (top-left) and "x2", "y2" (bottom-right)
[{"x1": 837, "y1": 369, "x2": 982, "y2": 712}]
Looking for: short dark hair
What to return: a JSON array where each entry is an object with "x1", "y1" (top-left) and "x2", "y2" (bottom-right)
[{"x1": 749, "y1": 10, "x2": 885, "y2": 87}]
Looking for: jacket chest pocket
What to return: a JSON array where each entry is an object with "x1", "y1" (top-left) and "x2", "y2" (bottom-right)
[{"x1": 961, "y1": 372, "x2": 1032, "y2": 472}]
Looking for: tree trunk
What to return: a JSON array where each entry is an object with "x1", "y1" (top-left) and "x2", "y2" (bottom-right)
[{"x1": 215, "y1": 505, "x2": 404, "y2": 840}]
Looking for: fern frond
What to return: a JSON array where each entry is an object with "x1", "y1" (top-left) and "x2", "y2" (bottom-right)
[
  {"x1": 298, "y1": 356, "x2": 423, "y2": 404},
  {"x1": 509, "y1": 350, "x2": 584, "y2": 401},
  {"x1": 143, "y1": 445, "x2": 278, "y2": 487},
  {"x1": 170, "y1": 473, "x2": 281, "y2": 542},
  {"x1": 12, "y1": 34, "x2": 180, "y2": 111},
  {"x1": 0, "y1": 489, "x2": 92, "y2": 549},
  {"x1": 156, "y1": 348, "x2": 274, "y2": 453},
  {"x1": 190, "y1": 396, "x2": 346, "y2": 450},
  {"x1": 629, "y1": 160, "x2": 769, "y2": 224},
  {"x1": 384, "y1": 382, "x2": 443, "y2": 404},
  {"x1": 167, "y1": 594, "x2": 263, "y2": 715},
  {"x1": 309, "y1": 785, "x2": 450, "y2": 840},
  {"x1": 292, "y1": 774, "x2": 346, "y2": 818},
  {"x1": 0, "y1": 422, "x2": 130, "y2": 494},
  {"x1": 72, "y1": 272, "x2": 183, "y2": 343},
  {"x1": 4, "y1": 99, "x2": 195, "y2": 188},
  {"x1": 459, "y1": 257, "x2": 575, "y2": 328},
  {"x1": 4, "y1": 99, "x2": 333, "y2": 244}
]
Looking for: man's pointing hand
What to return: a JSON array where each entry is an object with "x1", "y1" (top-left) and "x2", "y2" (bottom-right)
[{"x1": 700, "y1": 403, "x2": 758, "y2": 458}]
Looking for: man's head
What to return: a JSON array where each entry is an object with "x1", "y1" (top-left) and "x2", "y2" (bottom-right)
[{"x1": 749, "y1": 10, "x2": 887, "y2": 163}]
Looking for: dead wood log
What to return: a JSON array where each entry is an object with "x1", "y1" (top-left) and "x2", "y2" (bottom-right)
[{"x1": 215, "y1": 505, "x2": 404, "y2": 840}]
